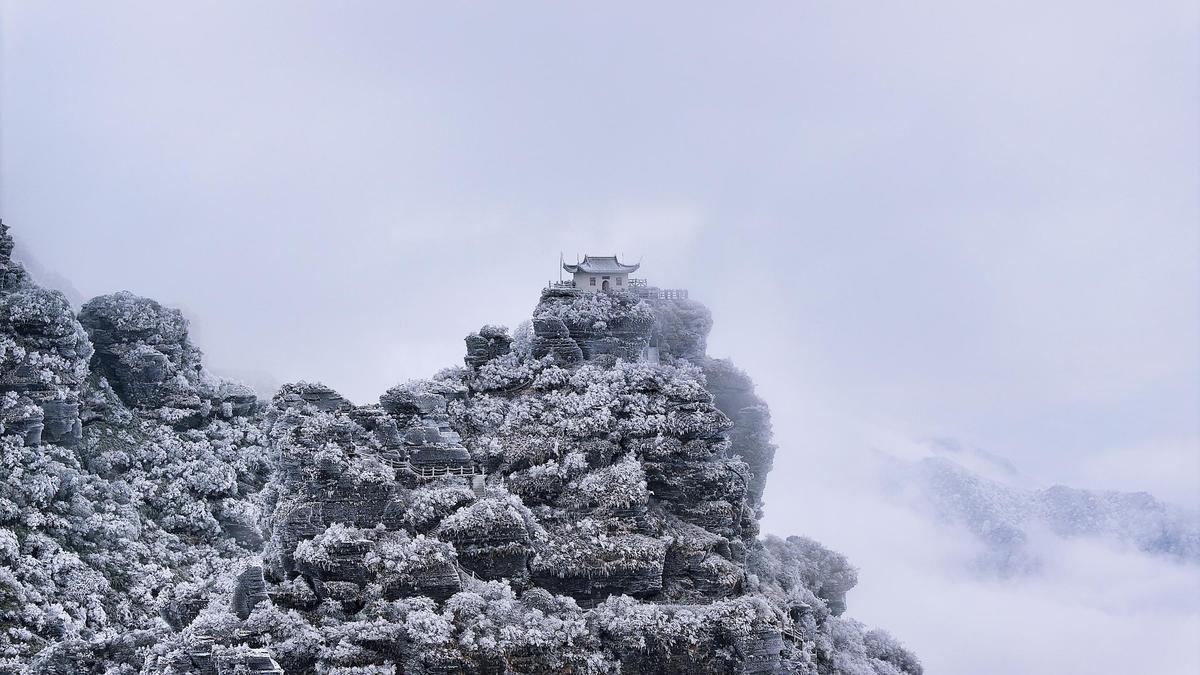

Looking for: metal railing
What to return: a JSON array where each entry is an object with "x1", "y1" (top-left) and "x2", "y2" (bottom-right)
[
  {"x1": 384, "y1": 459, "x2": 482, "y2": 478},
  {"x1": 410, "y1": 464, "x2": 481, "y2": 478},
  {"x1": 631, "y1": 286, "x2": 689, "y2": 300},
  {"x1": 546, "y1": 278, "x2": 688, "y2": 300}
]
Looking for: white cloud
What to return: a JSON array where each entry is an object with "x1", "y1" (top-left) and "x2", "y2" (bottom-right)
[
  {"x1": 1070, "y1": 439, "x2": 1200, "y2": 509},
  {"x1": 764, "y1": 432, "x2": 1200, "y2": 675}
]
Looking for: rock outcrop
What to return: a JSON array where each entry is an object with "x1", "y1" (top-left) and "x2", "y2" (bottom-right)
[
  {"x1": 704, "y1": 358, "x2": 777, "y2": 509},
  {"x1": 78, "y1": 291, "x2": 259, "y2": 427},
  {"x1": 0, "y1": 223, "x2": 92, "y2": 448},
  {"x1": 0, "y1": 225, "x2": 271, "y2": 673},
  {"x1": 142, "y1": 286, "x2": 918, "y2": 674},
  {"x1": 530, "y1": 315, "x2": 584, "y2": 364},
  {"x1": 464, "y1": 324, "x2": 513, "y2": 369},
  {"x1": 0, "y1": 221, "x2": 27, "y2": 290},
  {"x1": 533, "y1": 287, "x2": 656, "y2": 361},
  {"x1": 0, "y1": 223, "x2": 919, "y2": 675}
]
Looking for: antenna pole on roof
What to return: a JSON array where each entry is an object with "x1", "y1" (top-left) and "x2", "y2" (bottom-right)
[{"x1": 559, "y1": 252, "x2": 563, "y2": 282}]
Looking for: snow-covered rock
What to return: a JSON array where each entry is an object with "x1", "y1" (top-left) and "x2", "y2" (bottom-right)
[
  {"x1": 0, "y1": 225, "x2": 271, "y2": 672},
  {"x1": 0, "y1": 223, "x2": 921, "y2": 674}
]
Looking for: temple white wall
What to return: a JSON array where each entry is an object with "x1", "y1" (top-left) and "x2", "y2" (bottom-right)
[{"x1": 572, "y1": 271, "x2": 629, "y2": 292}]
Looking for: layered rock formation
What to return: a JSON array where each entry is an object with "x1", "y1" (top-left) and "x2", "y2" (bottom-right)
[
  {"x1": 0, "y1": 223, "x2": 920, "y2": 675},
  {"x1": 80, "y1": 291, "x2": 259, "y2": 424},
  {"x1": 143, "y1": 286, "x2": 919, "y2": 674},
  {"x1": 0, "y1": 222, "x2": 272, "y2": 673},
  {"x1": 0, "y1": 221, "x2": 92, "y2": 449}
]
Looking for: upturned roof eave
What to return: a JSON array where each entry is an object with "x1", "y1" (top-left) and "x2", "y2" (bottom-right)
[{"x1": 562, "y1": 255, "x2": 641, "y2": 274}]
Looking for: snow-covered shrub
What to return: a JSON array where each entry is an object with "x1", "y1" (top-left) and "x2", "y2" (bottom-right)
[
  {"x1": 295, "y1": 524, "x2": 376, "y2": 571},
  {"x1": 511, "y1": 320, "x2": 534, "y2": 357},
  {"x1": 471, "y1": 351, "x2": 537, "y2": 392},
  {"x1": 568, "y1": 454, "x2": 648, "y2": 514},
  {"x1": 531, "y1": 519, "x2": 667, "y2": 577},
  {"x1": 365, "y1": 532, "x2": 457, "y2": 582},
  {"x1": 534, "y1": 290, "x2": 654, "y2": 329},
  {"x1": 397, "y1": 482, "x2": 476, "y2": 532}
]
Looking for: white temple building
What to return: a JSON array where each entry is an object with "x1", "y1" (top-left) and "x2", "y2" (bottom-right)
[{"x1": 562, "y1": 255, "x2": 640, "y2": 293}]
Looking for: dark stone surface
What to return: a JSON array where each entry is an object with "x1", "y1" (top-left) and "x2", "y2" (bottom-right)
[
  {"x1": 232, "y1": 566, "x2": 271, "y2": 620},
  {"x1": 0, "y1": 242, "x2": 92, "y2": 447},
  {"x1": 214, "y1": 649, "x2": 284, "y2": 675},
  {"x1": 436, "y1": 497, "x2": 533, "y2": 582},
  {"x1": 0, "y1": 221, "x2": 27, "y2": 291},
  {"x1": 75, "y1": 291, "x2": 260, "y2": 430},
  {"x1": 464, "y1": 325, "x2": 512, "y2": 369},
  {"x1": 39, "y1": 399, "x2": 81, "y2": 447},
  {"x1": 534, "y1": 289, "x2": 655, "y2": 362},
  {"x1": 530, "y1": 316, "x2": 584, "y2": 364},
  {"x1": 530, "y1": 563, "x2": 664, "y2": 608},
  {"x1": 79, "y1": 291, "x2": 199, "y2": 409},
  {"x1": 380, "y1": 561, "x2": 462, "y2": 602},
  {"x1": 3, "y1": 398, "x2": 44, "y2": 446}
]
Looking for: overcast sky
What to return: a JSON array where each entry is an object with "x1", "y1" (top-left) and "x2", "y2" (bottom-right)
[{"x1": 3, "y1": 2, "x2": 1197, "y2": 672}]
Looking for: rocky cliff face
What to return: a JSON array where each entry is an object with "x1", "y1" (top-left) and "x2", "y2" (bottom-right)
[
  {"x1": 0, "y1": 222, "x2": 272, "y2": 673},
  {"x1": 0, "y1": 223, "x2": 920, "y2": 675},
  {"x1": 0, "y1": 222, "x2": 92, "y2": 449}
]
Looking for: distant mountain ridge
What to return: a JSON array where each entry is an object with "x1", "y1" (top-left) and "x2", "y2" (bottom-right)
[{"x1": 881, "y1": 446, "x2": 1200, "y2": 575}]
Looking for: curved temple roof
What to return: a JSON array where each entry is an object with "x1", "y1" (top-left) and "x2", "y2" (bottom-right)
[{"x1": 563, "y1": 255, "x2": 640, "y2": 274}]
